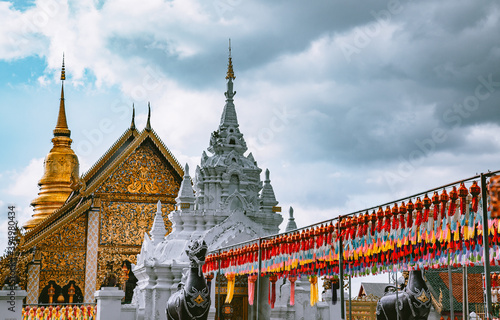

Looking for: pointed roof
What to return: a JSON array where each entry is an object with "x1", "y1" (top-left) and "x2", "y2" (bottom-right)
[{"x1": 53, "y1": 56, "x2": 71, "y2": 137}]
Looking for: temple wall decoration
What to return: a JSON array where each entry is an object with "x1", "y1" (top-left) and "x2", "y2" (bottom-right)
[
  {"x1": 96, "y1": 141, "x2": 180, "y2": 197},
  {"x1": 35, "y1": 215, "x2": 87, "y2": 300},
  {"x1": 84, "y1": 209, "x2": 100, "y2": 302},
  {"x1": 99, "y1": 201, "x2": 173, "y2": 246}
]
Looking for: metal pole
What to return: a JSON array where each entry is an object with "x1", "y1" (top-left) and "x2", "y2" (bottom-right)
[
  {"x1": 217, "y1": 249, "x2": 221, "y2": 320},
  {"x1": 256, "y1": 238, "x2": 262, "y2": 320},
  {"x1": 348, "y1": 275, "x2": 352, "y2": 320},
  {"x1": 395, "y1": 272, "x2": 400, "y2": 320},
  {"x1": 448, "y1": 264, "x2": 454, "y2": 320},
  {"x1": 339, "y1": 219, "x2": 345, "y2": 320},
  {"x1": 481, "y1": 173, "x2": 493, "y2": 320},
  {"x1": 463, "y1": 265, "x2": 468, "y2": 320}
]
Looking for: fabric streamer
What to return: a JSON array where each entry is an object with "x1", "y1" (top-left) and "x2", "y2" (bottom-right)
[
  {"x1": 225, "y1": 273, "x2": 235, "y2": 303},
  {"x1": 269, "y1": 275, "x2": 277, "y2": 308},
  {"x1": 309, "y1": 275, "x2": 318, "y2": 306},
  {"x1": 248, "y1": 274, "x2": 257, "y2": 305},
  {"x1": 288, "y1": 276, "x2": 297, "y2": 306}
]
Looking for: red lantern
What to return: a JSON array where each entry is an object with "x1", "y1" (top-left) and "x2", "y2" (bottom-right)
[
  {"x1": 440, "y1": 189, "x2": 449, "y2": 217},
  {"x1": 470, "y1": 181, "x2": 481, "y2": 213},
  {"x1": 490, "y1": 176, "x2": 500, "y2": 219},
  {"x1": 432, "y1": 191, "x2": 440, "y2": 220},
  {"x1": 377, "y1": 207, "x2": 384, "y2": 233},
  {"x1": 399, "y1": 202, "x2": 407, "y2": 229},
  {"x1": 458, "y1": 182, "x2": 469, "y2": 216},
  {"x1": 449, "y1": 186, "x2": 458, "y2": 217},
  {"x1": 384, "y1": 206, "x2": 392, "y2": 233},
  {"x1": 423, "y1": 194, "x2": 431, "y2": 223},
  {"x1": 415, "y1": 197, "x2": 423, "y2": 227},
  {"x1": 407, "y1": 199, "x2": 414, "y2": 228}
]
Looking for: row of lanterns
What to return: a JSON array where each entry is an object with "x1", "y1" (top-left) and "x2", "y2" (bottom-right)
[{"x1": 204, "y1": 179, "x2": 500, "y2": 279}]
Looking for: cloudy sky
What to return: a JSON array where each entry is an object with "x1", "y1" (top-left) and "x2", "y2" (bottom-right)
[{"x1": 0, "y1": 0, "x2": 499, "y2": 292}]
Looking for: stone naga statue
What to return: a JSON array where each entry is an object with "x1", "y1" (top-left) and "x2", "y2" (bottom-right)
[
  {"x1": 376, "y1": 270, "x2": 432, "y2": 320},
  {"x1": 166, "y1": 240, "x2": 210, "y2": 320}
]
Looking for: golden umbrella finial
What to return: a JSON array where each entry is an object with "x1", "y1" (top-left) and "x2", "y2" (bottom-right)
[
  {"x1": 226, "y1": 39, "x2": 235, "y2": 80},
  {"x1": 61, "y1": 53, "x2": 66, "y2": 81}
]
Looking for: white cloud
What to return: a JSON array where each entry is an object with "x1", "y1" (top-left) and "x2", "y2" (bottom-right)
[{"x1": 5, "y1": 157, "x2": 43, "y2": 198}]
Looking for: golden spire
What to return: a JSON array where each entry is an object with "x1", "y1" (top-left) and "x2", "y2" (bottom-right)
[
  {"x1": 24, "y1": 54, "x2": 80, "y2": 230},
  {"x1": 226, "y1": 39, "x2": 235, "y2": 80},
  {"x1": 54, "y1": 55, "x2": 70, "y2": 137}
]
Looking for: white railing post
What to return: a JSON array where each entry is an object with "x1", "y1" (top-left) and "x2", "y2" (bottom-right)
[
  {"x1": 0, "y1": 285, "x2": 27, "y2": 320},
  {"x1": 94, "y1": 287, "x2": 125, "y2": 320}
]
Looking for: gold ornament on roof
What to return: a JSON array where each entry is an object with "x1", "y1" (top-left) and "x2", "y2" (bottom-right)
[{"x1": 225, "y1": 39, "x2": 235, "y2": 80}]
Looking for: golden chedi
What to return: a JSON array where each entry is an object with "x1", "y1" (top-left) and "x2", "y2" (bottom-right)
[{"x1": 24, "y1": 57, "x2": 80, "y2": 230}]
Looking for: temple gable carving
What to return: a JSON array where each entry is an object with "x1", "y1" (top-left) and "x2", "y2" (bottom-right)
[{"x1": 96, "y1": 139, "x2": 180, "y2": 197}]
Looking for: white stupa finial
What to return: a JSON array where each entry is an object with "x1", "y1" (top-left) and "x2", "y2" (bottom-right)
[{"x1": 150, "y1": 200, "x2": 166, "y2": 245}]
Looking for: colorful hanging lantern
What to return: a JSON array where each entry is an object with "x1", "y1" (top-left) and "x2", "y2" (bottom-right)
[
  {"x1": 458, "y1": 182, "x2": 469, "y2": 216},
  {"x1": 432, "y1": 191, "x2": 440, "y2": 221},
  {"x1": 415, "y1": 197, "x2": 423, "y2": 228},
  {"x1": 423, "y1": 194, "x2": 431, "y2": 223},
  {"x1": 449, "y1": 186, "x2": 458, "y2": 217},
  {"x1": 407, "y1": 199, "x2": 414, "y2": 229},
  {"x1": 440, "y1": 189, "x2": 449, "y2": 217},
  {"x1": 490, "y1": 176, "x2": 500, "y2": 219},
  {"x1": 470, "y1": 181, "x2": 481, "y2": 213},
  {"x1": 399, "y1": 202, "x2": 407, "y2": 230}
]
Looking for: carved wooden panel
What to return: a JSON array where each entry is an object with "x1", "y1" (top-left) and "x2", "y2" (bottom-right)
[
  {"x1": 99, "y1": 201, "x2": 173, "y2": 246},
  {"x1": 37, "y1": 215, "x2": 87, "y2": 250},
  {"x1": 96, "y1": 140, "x2": 180, "y2": 197},
  {"x1": 40, "y1": 250, "x2": 85, "y2": 272}
]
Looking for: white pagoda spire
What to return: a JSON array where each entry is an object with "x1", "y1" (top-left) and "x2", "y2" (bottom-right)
[
  {"x1": 260, "y1": 168, "x2": 279, "y2": 214},
  {"x1": 176, "y1": 163, "x2": 196, "y2": 211},
  {"x1": 150, "y1": 200, "x2": 166, "y2": 245},
  {"x1": 285, "y1": 206, "x2": 298, "y2": 232}
]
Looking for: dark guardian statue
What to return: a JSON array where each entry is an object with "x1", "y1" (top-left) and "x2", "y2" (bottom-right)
[
  {"x1": 166, "y1": 240, "x2": 210, "y2": 320},
  {"x1": 376, "y1": 270, "x2": 432, "y2": 320}
]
